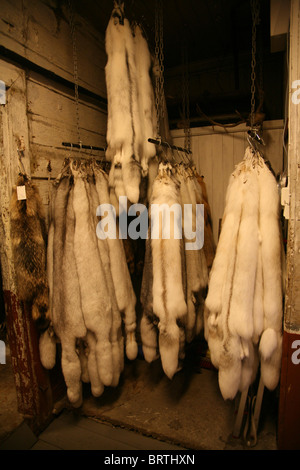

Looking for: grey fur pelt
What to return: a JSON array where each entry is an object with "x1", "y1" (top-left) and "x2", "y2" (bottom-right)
[
  {"x1": 205, "y1": 147, "x2": 283, "y2": 400},
  {"x1": 140, "y1": 234, "x2": 159, "y2": 363},
  {"x1": 10, "y1": 174, "x2": 49, "y2": 328},
  {"x1": 72, "y1": 166, "x2": 114, "y2": 388}
]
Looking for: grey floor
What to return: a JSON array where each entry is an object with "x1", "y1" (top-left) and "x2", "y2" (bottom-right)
[
  {"x1": 0, "y1": 344, "x2": 278, "y2": 451},
  {"x1": 0, "y1": 410, "x2": 186, "y2": 450}
]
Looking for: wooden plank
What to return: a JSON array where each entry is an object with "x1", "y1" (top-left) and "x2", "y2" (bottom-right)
[
  {"x1": 0, "y1": 0, "x2": 107, "y2": 98},
  {"x1": 278, "y1": 0, "x2": 300, "y2": 451},
  {"x1": 221, "y1": 133, "x2": 234, "y2": 198}
]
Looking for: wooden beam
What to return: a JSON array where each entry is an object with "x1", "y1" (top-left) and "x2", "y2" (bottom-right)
[{"x1": 278, "y1": 0, "x2": 300, "y2": 450}]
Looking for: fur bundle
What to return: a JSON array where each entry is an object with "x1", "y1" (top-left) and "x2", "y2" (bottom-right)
[
  {"x1": 205, "y1": 147, "x2": 283, "y2": 400},
  {"x1": 10, "y1": 174, "x2": 49, "y2": 328},
  {"x1": 104, "y1": 3, "x2": 157, "y2": 203},
  {"x1": 39, "y1": 158, "x2": 139, "y2": 404}
]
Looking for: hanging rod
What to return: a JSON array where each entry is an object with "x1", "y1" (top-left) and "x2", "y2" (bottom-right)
[
  {"x1": 62, "y1": 142, "x2": 106, "y2": 152},
  {"x1": 148, "y1": 138, "x2": 192, "y2": 155}
]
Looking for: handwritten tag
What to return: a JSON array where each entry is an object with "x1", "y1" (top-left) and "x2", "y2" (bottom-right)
[{"x1": 17, "y1": 185, "x2": 26, "y2": 200}]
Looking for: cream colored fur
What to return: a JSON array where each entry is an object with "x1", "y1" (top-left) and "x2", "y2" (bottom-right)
[
  {"x1": 257, "y1": 162, "x2": 283, "y2": 389},
  {"x1": 228, "y1": 164, "x2": 259, "y2": 341},
  {"x1": 150, "y1": 166, "x2": 187, "y2": 378},
  {"x1": 94, "y1": 166, "x2": 138, "y2": 362},
  {"x1": 133, "y1": 24, "x2": 156, "y2": 176}
]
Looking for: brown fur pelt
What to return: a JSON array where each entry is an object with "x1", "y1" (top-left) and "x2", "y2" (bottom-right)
[{"x1": 10, "y1": 174, "x2": 49, "y2": 328}]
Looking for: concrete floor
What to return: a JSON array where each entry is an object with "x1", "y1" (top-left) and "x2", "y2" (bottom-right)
[{"x1": 0, "y1": 343, "x2": 279, "y2": 451}]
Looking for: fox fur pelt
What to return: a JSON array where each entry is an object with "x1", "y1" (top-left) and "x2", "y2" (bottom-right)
[
  {"x1": 94, "y1": 166, "x2": 138, "y2": 361},
  {"x1": 42, "y1": 175, "x2": 87, "y2": 406},
  {"x1": 140, "y1": 234, "x2": 159, "y2": 363},
  {"x1": 133, "y1": 23, "x2": 157, "y2": 176},
  {"x1": 105, "y1": 4, "x2": 141, "y2": 203},
  {"x1": 10, "y1": 174, "x2": 49, "y2": 328},
  {"x1": 72, "y1": 166, "x2": 114, "y2": 388},
  {"x1": 205, "y1": 147, "x2": 283, "y2": 400},
  {"x1": 85, "y1": 173, "x2": 123, "y2": 388},
  {"x1": 150, "y1": 164, "x2": 187, "y2": 379},
  {"x1": 105, "y1": 4, "x2": 157, "y2": 203}
]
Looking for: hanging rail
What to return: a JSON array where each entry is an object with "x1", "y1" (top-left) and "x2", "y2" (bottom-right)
[
  {"x1": 148, "y1": 138, "x2": 192, "y2": 155},
  {"x1": 61, "y1": 142, "x2": 106, "y2": 152}
]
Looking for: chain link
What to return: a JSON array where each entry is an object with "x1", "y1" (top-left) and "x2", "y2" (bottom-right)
[
  {"x1": 154, "y1": 0, "x2": 165, "y2": 139},
  {"x1": 250, "y1": 0, "x2": 260, "y2": 130},
  {"x1": 182, "y1": 40, "x2": 191, "y2": 153},
  {"x1": 68, "y1": 0, "x2": 81, "y2": 147}
]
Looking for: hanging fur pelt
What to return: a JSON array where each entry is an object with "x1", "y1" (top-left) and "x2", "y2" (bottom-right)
[
  {"x1": 42, "y1": 175, "x2": 87, "y2": 406},
  {"x1": 195, "y1": 173, "x2": 215, "y2": 272},
  {"x1": 105, "y1": 3, "x2": 141, "y2": 203},
  {"x1": 133, "y1": 23, "x2": 157, "y2": 176},
  {"x1": 257, "y1": 162, "x2": 283, "y2": 391},
  {"x1": 150, "y1": 163, "x2": 187, "y2": 379},
  {"x1": 10, "y1": 174, "x2": 49, "y2": 329},
  {"x1": 205, "y1": 147, "x2": 283, "y2": 400},
  {"x1": 86, "y1": 169, "x2": 123, "y2": 387},
  {"x1": 94, "y1": 165, "x2": 138, "y2": 362},
  {"x1": 140, "y1": 234, "x2": 159, "y2": 363},
  {"x1": 71, "y1": 165, "x2": 114, "y2": 388}
]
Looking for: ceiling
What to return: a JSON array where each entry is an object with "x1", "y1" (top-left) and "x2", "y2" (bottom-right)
[{"x1": 73, "y1": 0, "x2": 284, "y2": 128}]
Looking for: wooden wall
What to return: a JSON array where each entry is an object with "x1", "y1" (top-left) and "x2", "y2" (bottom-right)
[
  {"x1": 0, "y1": 0, "x2": 108, "y2": 213},
  {"x1": 171, "y1": 120, "x2": 284, "y2": 244},
  {"x1": 0, "y1": 0, "x2": 108, "y2": 430}
]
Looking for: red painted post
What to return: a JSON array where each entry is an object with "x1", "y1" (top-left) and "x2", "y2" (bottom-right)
[{"x1": 4, "y1": 290, "x2": 54, "y2": 434}]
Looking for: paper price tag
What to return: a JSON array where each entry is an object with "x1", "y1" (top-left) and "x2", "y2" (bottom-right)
[{"x1": 17, "y1": 185, "x2": 27, "y2": 200}]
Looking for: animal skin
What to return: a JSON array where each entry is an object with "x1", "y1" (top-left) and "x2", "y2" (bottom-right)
[
  {"x1": 10, "y1": 174, "x2": 49, "y2": 327},
  {"x1": 150, "y1": 165, "x2": 187, "y2": 379},
  {"x1": 94, "y1": 166, "x2": 138, "y2": 362},
  {"x1": 205, "y1": 147, "x2": 283, "y2": 400},
  {"x1": 105, "y1": 8, "x2": 141, "y2": 203},
  {"x1": 72, "y1": 166, "x2": 113, "y2": 387}
]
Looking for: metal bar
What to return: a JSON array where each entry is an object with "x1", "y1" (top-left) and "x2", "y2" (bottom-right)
[
  {"x1": 31, "y1": 176, "x2": 56, "y2": 181},
  {"x1": 232, "y1": 387, "x2": 249, "y2": 438},
  {"x1": 253, "y1": 376, "x2": 264, "y2": 432},
  {"x1": 61, "y1": 142, "x2": 106, "y2": 152},
  {"x1": 148, "y1": 138, "x2": 192, "y2": 155}
]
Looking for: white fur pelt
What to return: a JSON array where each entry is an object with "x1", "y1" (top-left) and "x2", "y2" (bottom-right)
[
  {"x1": 205, "y1": 147, "x2": 283, "y2": 400},
  {"x1": 105, "y1": 5, "x2": 141, "y2": 203},
  {"x1": 257, "y1": 162, "x2": 283, "y2": 390},
  {"x1": 133, "y1": 24, "x2": 157, "y2": 176},
  {"x1": 150, "y1": 164, "x2": 187, "y2": 379},
  {"x1": 94, "y1": 165, "x2": 138, "y2": 362},
  {"x1": 72, "y1": 166, "x2": 113, "y2": 388}
]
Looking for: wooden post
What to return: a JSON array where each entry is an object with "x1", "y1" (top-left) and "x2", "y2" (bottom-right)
[
  {"x1": 0, "y1": 60, "x2": 54, "y2": 434},
  {"x1": 278, "y1": 0, "x2": 300, "y2": 450}
]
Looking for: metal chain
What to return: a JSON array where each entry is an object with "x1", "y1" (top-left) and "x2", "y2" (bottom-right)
[
  {"x1": 250, "y1": 0, "x2": 260, "y2": 129},
  {"x1": 154, "y1": 0, "x2": 164, "y2": 139},
  {"x1": 68, "y1": 0, "x2": 81, "y2": 147},
  {"x1": 182, "y1": 40, "x2": 191, "y2": 153}
]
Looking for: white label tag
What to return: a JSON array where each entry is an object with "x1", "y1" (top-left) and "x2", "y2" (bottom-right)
[
  {"x1": 17, "y1": 185, "x2": 26, "y2": 200},
  {"x1": 281, "y1": 186, "x2": 289, "y2": 220}
]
